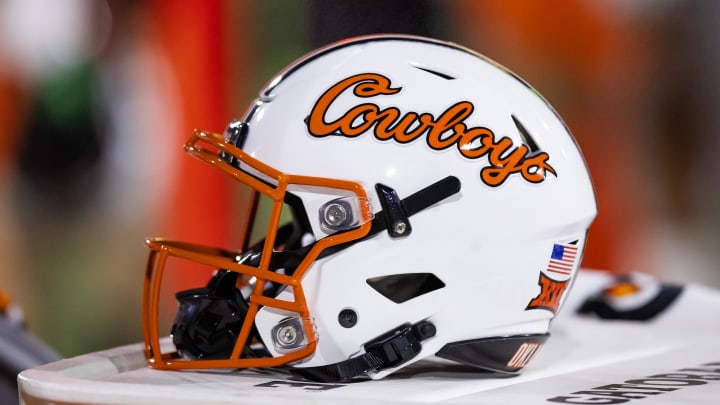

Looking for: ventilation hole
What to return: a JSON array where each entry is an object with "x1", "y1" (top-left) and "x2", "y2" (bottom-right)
[
  {"x1": 413, "y1": 65, "x2": 455, "y2": 80},
  {"x1": 511, "y1": 115, "x2": 540, "y2": 153},
  {"x1": 366, "y1": 273, "x2": 445, "y2": 304}
]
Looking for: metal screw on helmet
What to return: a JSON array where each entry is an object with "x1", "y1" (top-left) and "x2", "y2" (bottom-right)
[
  {"x1": 277, "y1": 325, "x2": 298, "y2": 346},
  {"x1": 392, "y1": 220, "x2": 408, "y2": 235},
  {"x1": 271, "y1": 317, "x2": 307, "y2": 351},
  {"x1": 323, "y1": 203, "x2": 348, "y2": 227}
]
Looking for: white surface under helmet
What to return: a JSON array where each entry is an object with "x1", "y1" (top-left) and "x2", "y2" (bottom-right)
[{"x1": 142, "y1": 34, "x2": 597, "y2": 382}]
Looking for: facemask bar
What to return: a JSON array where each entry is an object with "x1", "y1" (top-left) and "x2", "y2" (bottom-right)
[{"x1": 143, "y1": 128, "x2": 374, "y2": 371}]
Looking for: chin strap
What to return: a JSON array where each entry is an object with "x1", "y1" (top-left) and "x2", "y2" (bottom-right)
[
  {"x1": 243, "y1": 175, "x2": 462, "y2": 270},
  {"x1": 290, "y1": 321, "x2": 437, "y2": 383},
  {"x1": 315, "y1": 175, "x2": 461, "y2": 260}
]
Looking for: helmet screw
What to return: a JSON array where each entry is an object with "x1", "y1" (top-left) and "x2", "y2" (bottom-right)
[
  {"x1": 338, "y1": 308, "x2": 358, "y2": 328},
  {"x1": 276, "y1": 324, "x2": 298, "y2": 346},
  {"x1": 392, "y1": 220, "x2": 408, "y2": 235},
  {"x1": 323, "y1": 203, "x2": 348, "y2": 227}
]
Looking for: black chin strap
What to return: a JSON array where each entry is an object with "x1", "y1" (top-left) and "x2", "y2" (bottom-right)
[
  {"x1": 248, "y1": 175, "x2": 462, "y2": 270},
  {"x1": 316, "y1": 175, "x2": 461, "y2": 260},
  {"x1": 291, "y1": 321, "x2": 437, "y2": 383}
]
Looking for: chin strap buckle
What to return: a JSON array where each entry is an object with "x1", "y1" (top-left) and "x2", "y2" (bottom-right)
[
  {"x1": 364, "y1": 321, "x2": 435, "y2": 368},
  {"x1": 290, "y1": 320, "x2": 436, "y2": 383}
]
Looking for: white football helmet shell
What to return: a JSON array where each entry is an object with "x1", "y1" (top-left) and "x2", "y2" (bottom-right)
[{"x1": 143, "y1": 34, "x2": 597, "y2": 381}]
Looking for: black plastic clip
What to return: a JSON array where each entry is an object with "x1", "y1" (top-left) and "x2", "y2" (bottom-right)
[
  {"x1": 375, "y1": 183, "x2": 412, "y2": 238},
  {"x1": 364, "y1": 323, "x2": 424, "y2": 369}
]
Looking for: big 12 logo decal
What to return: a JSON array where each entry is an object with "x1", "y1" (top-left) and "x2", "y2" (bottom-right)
[
  {"x1": 526, "y1": 274, "x2": 570, "y2": 314},
  {"x1": 305, "y1": 73, "x2": 556, "y2": 187}
]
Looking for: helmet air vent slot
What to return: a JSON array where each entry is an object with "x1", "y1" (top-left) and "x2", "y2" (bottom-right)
[
  {"x1": 511, "y1": 115, "x2": 540, "y2": 153},
  {"x1": 366, "y1": 273, "x2": 445, "y2": 304},
  {"x1": 411, "y1": 63, "x2": 455, "y2": 80}
]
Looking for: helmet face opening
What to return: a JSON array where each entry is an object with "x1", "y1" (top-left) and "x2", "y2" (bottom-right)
[{"x1": 142, "y1": 34, "x2": 597, "y2": 382}]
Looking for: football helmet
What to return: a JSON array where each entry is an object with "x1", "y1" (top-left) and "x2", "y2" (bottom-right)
[{"x1": 142, "y1": 34, "x2": 597, "y2": 382}]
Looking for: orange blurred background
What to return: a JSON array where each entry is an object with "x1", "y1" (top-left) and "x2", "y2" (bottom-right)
[{"x1": 0, "y1": 0, "x2": 718, "y2": 357}]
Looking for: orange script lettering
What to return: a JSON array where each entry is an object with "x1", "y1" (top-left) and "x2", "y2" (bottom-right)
[{"x1": 306, "y1": 73, "x2": 557, "y2": 186}]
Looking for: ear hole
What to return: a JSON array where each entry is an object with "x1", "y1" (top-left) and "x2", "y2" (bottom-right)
[{"x1": 366, "y1": 273, "x2": 445, "y2": 304}]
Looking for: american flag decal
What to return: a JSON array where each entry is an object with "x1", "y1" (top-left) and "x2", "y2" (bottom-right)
[{"x1": 547, "y1": 242, "x2": 578, "y2": 276}]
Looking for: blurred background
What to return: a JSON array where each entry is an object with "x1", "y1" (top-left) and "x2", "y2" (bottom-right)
[{"x1": 0, "y1": 0, "x2": 718, "y2": 359}]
